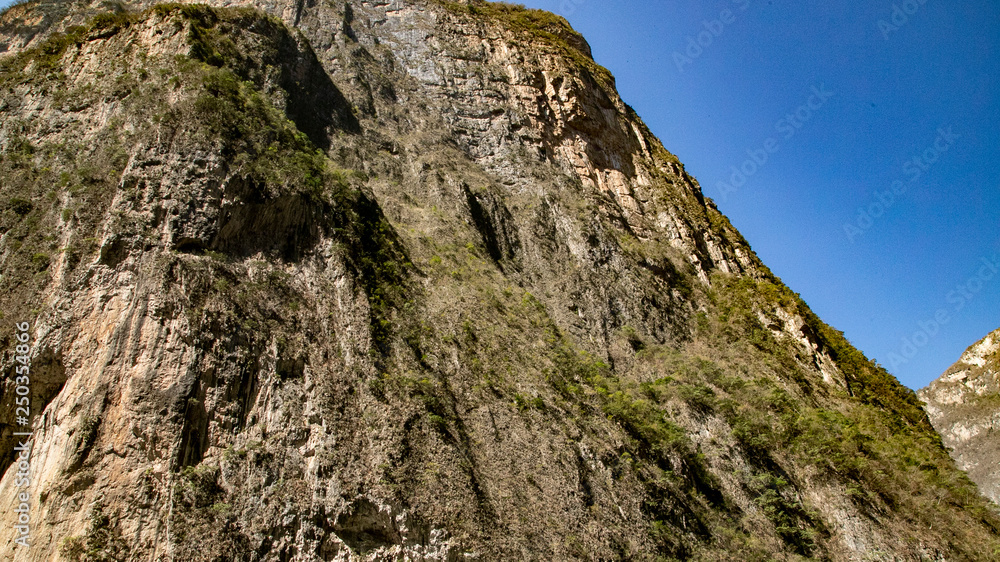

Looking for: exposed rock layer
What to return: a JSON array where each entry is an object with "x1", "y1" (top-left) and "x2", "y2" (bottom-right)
[
  {"x1": 920, "y1": 328, "x2": 1000, "y2": 505},
  {"x1": 0, "y1": 1, "x2": 998, "y2": 560}
]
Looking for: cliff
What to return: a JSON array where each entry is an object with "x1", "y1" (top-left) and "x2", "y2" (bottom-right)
[
  {"x1": 920, "y1": 328, "x2": 1000, "y2": 506},
  {"x1": 0, "y1": 1, "x2": 998, "y2": 560}
]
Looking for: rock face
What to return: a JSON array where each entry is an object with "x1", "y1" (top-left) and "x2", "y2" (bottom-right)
[
  {"x1": 0, "y1": 1, "x2": 998, "y2": 560},
  {"x1": 920, "y1": 328, "x2": 1000, "y2": 505}
]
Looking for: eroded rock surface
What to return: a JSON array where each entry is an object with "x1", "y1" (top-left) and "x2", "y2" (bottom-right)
[
  {"x1": 920, "y1": 328, "x2": 1000, "y2": 505},
  {"x1": 0, "y1": 1, "x2": 997, "y2": 560}
]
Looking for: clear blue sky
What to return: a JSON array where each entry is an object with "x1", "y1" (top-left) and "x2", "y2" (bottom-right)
[
  {"x1": 2, "y1": 0, "x2": 997, "y2": 390},
  {"x1": 517, "y1": 0, "x2": 999, "y2": 390}
]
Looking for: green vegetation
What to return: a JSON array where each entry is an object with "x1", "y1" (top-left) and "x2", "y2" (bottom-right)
[
  {"x1": 77, "y1": 415, "x2": 101, "y2": 453},
  {"x1": 432, "y1": 0, "x2": 615, "y2": 88},
  {"x1": 513, "y1": 392, "x2": 545, "y2": 411},
  {"x1": 175, "y1": 464, "x2": 223, "y2": 508},
  {"x1": 434, "y1": 1, "x2": 577, "y2": 41},
  {"x1": 696, "y1": 272, "x2": 1000, "y2": 553},
  {"x1": 369, "y1": 201, "x2": 1000, "y2": 556},
  {"x1": 189, "y1": 67, "x2": 332, "y2": 200},
  {"x1": 0, "y1": 132, "x2": 128, "y2": 327},
  {"x1": 729, "y1": 272, "x2": 931, "y2": 428},
  {"x1": 4, "y1": 2, "x2": 1000, "y2": 559},
  {"x1": 168, "y1": 462, "x2": 251, "y2": 558},
  {"x1": 0, "y1": 0, "x2": 32, "y2": 18},
  {"x1": 617, "y1": 232, "x2": 696, "y2": 299},
  {"x1": 1, "y1": 0, "x2": 406, "y2": 356},
  {"x1": 89, "y1": 10, "x2": 134, "y2": 33},
  {"x1": 57, "y1": 504, "x2": 126, "y2": 562},
  {"x1": 7, "y1": 197, "x2": 33, "y2": 216}
]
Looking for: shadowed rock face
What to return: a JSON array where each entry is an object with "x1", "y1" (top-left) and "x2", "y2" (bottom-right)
[
  {"x1": 0, "y1": 1, "x2": 999, "y2": 560},
  {"x1": 920, "y1": 329, "x2": 1000, "y2": 505}
]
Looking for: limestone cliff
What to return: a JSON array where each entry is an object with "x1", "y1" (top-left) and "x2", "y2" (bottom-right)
[
  {"x1": 0, "y1": 1, "x2": 998, "y2": 560},
  {"x1": 920, "y1": 328, "x2": 1000, "y2": 506}
]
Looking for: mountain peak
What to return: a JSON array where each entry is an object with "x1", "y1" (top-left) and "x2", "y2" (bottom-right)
[
  {"x1": 920, "y1": 327, "x2": 1000, "y2": 505},
  {"x1": 0, "y1": 1, "x2": 998, "y2": 559}
]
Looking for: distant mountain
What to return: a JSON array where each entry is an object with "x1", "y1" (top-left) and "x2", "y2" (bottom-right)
[
  {"x1": 1, "y1": 1, "x2": 999, "y2": 560},
  {"x1": 920, "y1": 328, "x2": 1000, "y2": 505}
]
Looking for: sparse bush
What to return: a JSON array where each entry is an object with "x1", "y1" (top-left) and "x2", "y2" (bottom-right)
[{"x1": 8, "y1": 198, "x2": 33, "y2": 216}]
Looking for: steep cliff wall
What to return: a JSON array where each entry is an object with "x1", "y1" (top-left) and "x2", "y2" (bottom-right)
[
  {"x1": 920, "y1": 328, "x2": 1000, "y2": 506},
  {"x1": 0, "y1": 1, "x2": 998, "y2": 560}
]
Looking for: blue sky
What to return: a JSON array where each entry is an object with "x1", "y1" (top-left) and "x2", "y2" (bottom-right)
[
  {"x1": 2, "y1": 0, "x2": 996, "y2": 390},
  {"x1": 518, "y1": 0, "x2": 999, "y2": 390}
]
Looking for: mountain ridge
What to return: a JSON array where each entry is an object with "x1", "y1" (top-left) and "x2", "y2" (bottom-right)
[
  {"x1": 920, "y1": 327, "x2": 1000, "y2": 506},
  {"x1": 0, "y1": 1, "x2": 997, "y2": 560}
]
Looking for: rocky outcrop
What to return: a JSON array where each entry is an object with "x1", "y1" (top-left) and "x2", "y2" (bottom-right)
[
  {"x1": 920, "y1": 328, "x2": 1000, "y2": 505},
  {"x1": 0, "y1": 1, "x2": 998, "y2": 560}
]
